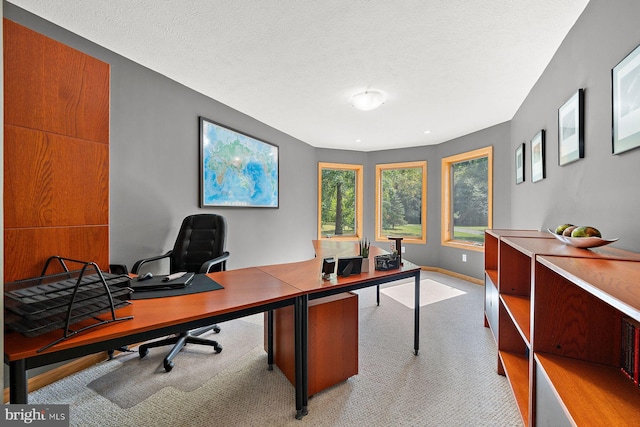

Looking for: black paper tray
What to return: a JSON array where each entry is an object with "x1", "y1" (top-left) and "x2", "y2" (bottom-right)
[{"x1": 3, "y1": 256, "x2": 134, "y2": 352}]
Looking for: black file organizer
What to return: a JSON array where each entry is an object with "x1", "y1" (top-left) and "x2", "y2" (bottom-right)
[{"x1": 4, "y1": 256, "x2": 134, "y2": 352}]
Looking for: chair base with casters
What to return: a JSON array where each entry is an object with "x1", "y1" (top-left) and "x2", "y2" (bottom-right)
[{"x1": 139, "y1": 324, "x2": 223, "y2": 372}]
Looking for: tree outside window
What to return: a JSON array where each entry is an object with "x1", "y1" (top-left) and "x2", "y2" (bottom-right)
[
  {"x1": 375, "y1": 161, "x2": 427, "y2": 244},
  {"x1": 441, "y1": 146, "x2": 493, "y2": 251},
  {"x1": 317, "y1": 162, "x2": 363, "y2": 240}
]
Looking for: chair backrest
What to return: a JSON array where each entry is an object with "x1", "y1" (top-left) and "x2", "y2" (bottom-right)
[{"x1": 170, "y1": 214, "x2": 227, "y2": 273}]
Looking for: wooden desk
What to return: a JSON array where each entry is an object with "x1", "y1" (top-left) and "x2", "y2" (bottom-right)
[
  {"x1": 258, "y1": 241, "x2": 422, "y2": 418},
  {"x1": 5, "y1": 241, "x2": 422, "y2": 420},
  {"x1": 4, "y1": 268, "x2": 302, "y2": 404}
]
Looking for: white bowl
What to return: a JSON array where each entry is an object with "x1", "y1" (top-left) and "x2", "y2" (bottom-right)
[{"x1": 546, "y1": 229, "x2": 619, "y2": 249}]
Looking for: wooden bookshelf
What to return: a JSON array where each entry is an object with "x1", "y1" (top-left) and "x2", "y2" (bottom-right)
[{"x1": 484, "y1": 229, "x2": 640, "y2": 426}]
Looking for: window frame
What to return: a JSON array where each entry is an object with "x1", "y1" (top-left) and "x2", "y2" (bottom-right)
[
  {"x1": 441, "y1": 146, "x2": 493, "y2": 252},
  {"x1": 375, "y1": 161, "x2": 427, "y2": 244},
  {"x1": 317, "y1": 162, "x2": 363, "y2": 240}
]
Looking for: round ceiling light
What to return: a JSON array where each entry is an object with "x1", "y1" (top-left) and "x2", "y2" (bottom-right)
[{"x1": 351, "y1": 90, "x2": 386, "y2": 111}]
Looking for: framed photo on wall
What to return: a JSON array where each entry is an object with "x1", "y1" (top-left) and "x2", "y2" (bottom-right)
[
  {"x1": 612, "y1": 43, "x2": 640, "y2": 154},
  {"x1": 515, "y1": 142, "x2": 525, "y2": 184},
  {"x1": 199, "y1": 117, "x2": 279, "y2": 208},
  {"x1": 558, "y1": 89, "x2": 584, "y2": 165},
  {"x1": 531, "y1": 130, "x2": 545, "y2": 183}
]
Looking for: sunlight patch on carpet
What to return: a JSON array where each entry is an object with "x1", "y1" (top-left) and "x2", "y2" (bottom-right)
[{"x1": 380, "y1": 279, "x2": 466, "y2": 308}]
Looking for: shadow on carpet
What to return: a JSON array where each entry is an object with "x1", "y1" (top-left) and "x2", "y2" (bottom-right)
[{"x1": 88, "y1": 319, "x2": 262, "y2": 409}]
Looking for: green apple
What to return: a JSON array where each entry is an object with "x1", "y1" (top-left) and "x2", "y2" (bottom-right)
[
  {"x1": 555, "y1": 223, "x2": 574, "y2": 235},
  {"x1": 571, "y1": 226, "x2": 601, "y2": 238}
]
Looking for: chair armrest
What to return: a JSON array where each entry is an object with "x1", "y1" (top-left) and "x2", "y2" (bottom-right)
[
  {"x1": 131, "y1": 250, "x2": 173, "y2": 274},
  {"x1": 199, "y1": 251, "x2": 231, "y2": 274}
]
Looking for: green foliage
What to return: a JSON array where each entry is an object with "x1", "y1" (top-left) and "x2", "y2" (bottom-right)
[
  {"x1": 452, "y1": 157, "x2": 488, "y2": 228},
  {"x1": 381, "y1": 223, "x2": 422, "y2": 239},
  {"x1": 321, "y1": 169, "x2": 356, "y2": 236},
  {"x1": 359, "y1": 238, "x2": 370, "y2": 257},
  {"x1": 380, "y1": 167, "x2": 421, "y2": 235},
  {"x1": 453, "y1": 226, "x2": 485, "y2": 243},
  {"x1": 382, "y1": 191, "x2": 407, "y2": 230}
]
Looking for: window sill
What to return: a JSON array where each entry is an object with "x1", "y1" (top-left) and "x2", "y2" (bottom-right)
[{"x1": 442, "y1": 240, "x2": 485, "y2": 252}]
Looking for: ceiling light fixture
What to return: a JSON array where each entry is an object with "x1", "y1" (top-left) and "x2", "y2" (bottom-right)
[{"x1": 351, "y1": 90, "x2": 386, "y2": 111}]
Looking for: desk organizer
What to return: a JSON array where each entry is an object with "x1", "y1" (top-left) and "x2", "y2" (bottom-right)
[{"x1": 4, "y1": 256, "x2": 133, "y2": 352}]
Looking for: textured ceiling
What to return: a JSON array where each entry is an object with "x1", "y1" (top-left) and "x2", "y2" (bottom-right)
[{"x1": 8, "y1": 0, "x2": 590, "y2": 152}]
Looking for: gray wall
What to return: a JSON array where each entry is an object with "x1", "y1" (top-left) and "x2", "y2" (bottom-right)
[{"x1": 510, "y1": 0, "x2": 640, "y2": 252}]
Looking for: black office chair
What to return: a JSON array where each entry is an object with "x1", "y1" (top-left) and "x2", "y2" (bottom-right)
[{"x1": 131, "y1": 214, "x2": 230, "y2": 372}]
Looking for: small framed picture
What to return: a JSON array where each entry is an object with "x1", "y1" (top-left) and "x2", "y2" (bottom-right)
[
  {"x1": 515, "y1": 143, "x2": 525, "y2": 184},
  {"x1": 558, "y1": 89, "x2": 584, "y2": 165},
  {"x1": 531, "y1": 130, "x2": 545, "y2": 183},
  {"x1": 612, "y1": 43, "x2": 640, "y2": 154}
]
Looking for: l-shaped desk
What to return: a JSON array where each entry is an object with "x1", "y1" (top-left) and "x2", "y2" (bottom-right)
[{"x1": 4, "y1": 241, "x2": 422, "y2": 419}]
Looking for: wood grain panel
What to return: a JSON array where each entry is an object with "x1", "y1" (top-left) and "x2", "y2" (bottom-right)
[
  {"x1": 499, "y1": 242, "x2": 531, "y2": 296},
  {"x1": 3, "y1": 19, "x2": 109, "y2": 143},
  {"x1": 4, "y1": 226, "x2": 109, "y2": 282},
  {"x1": 498, "y1": 299, "x2": 528, "y2": 355},
  {"x1": 4, "y1": 125, "x2": 109, "y2": 228},
  {"x1": 533, "y1": 263, "x2": 621, "y2": 366}
]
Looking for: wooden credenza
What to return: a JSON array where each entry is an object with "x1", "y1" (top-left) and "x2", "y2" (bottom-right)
[
  {"x1": 484, "y1": 229, "x2": 640, "y2": 426},
  {"x1": 266, "y1": 292, "x2": 358, "y2": 396}
]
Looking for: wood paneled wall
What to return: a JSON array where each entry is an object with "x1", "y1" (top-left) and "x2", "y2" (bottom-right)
[{"x1": 3, "y1": 19, "x2": 110, "y2": 282}]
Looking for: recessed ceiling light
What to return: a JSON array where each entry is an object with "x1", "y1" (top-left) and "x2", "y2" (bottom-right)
[
  {"x1": 351, "y1": 90, "x2": 386, "y2": 111},
  {"x1": 424, "y1": 130, "x2": 431, "y2": 134},
  {"x1": 356, "y1": 139, "x2": 362, "y2": 143}
]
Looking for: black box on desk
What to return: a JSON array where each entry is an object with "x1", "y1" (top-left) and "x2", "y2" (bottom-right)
[{"x1": 374, "y1": 254, "x2": 400, "y2": 271}]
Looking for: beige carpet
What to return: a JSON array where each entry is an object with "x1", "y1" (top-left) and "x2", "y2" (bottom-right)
[
  {"x1": 87, "y1": 319, "x2": 262, "y2": 408},
  {"x1": 28, "y1": 272, "x2": 523, "y2": 427}
]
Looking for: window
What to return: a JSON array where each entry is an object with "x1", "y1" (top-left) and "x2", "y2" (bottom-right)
[
  {"x1": 441, "y1": 146, "x2": 493, "y2": 251},
  {"x1": 375, "y1": 161, "x2": 427, "y2": 244},
  {"x1": 317, "y1": 162, "x2": 363, "y2": 240}
]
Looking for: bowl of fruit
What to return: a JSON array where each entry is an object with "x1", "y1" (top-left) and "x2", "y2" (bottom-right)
[{"x1": 547, "y1": 224, "x2": 618, "y2": 249}]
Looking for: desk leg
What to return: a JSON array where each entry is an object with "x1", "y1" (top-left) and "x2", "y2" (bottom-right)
[
  {"x1": 267, "y1": 309, "x2": 274, "y2": 371},
  {"x1": 294, "y1": 295, "x2": 309, "y2": 419},
  {"x1": 376, "y1": 285, "x2": 380, "y2": 306},
  {"x1": 10, "y1": 359, "x2": 28, "y2": 404},
  {"x1": 414, "y1": 272, "x2": 420, "y2": 356}
]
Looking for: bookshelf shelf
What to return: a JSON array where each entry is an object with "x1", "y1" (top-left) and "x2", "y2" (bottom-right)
[
  {"x1": 536, "y1": 353, "x2": 640, "y2": 426},
  {"x1": 499, "y1": 351, "x2": 530, "y2": 423},
  {"x1": 500, "y1": 294, "x2": 530, "y2": 345},
  {"x1": 484, "y1": 229, "x2": 640, "y2": 426},
  {"x1": 485, "y1": 268, "x2": 498, "y2": 287}
]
